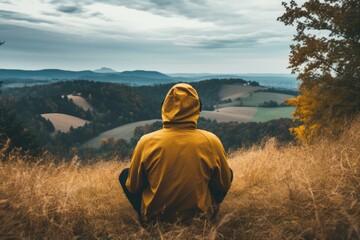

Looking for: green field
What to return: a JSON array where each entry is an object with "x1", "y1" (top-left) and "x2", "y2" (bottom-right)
[
  {"x1": 252, "y1": 107, "x2": 294, "y2": 122},
  {"x1": 218, "y1": 92, "x2": 294, "y2": 108},
  {"x1": 241, "y1": 92, "x2": 294, "y2": 106}
]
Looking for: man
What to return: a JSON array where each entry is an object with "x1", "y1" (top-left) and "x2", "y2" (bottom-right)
[{"x1": 119, "y1": 83, "x2": 232, "y2": 222}]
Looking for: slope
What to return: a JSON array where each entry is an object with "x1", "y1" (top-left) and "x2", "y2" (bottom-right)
[{"x1": 1, "y1": 117, "x2": 359, "y2": 239}]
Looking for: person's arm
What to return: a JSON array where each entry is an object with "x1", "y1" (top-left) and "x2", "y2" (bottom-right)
[
  {"x1": 209, "y1": 137, "x2": 233, "y2": 203},
  {"x1": 125, "y1": 137, "x2": 147, "y2": 194}
]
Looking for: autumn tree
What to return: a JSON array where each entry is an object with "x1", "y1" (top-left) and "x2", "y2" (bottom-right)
[{"x1": 278, "y1": 0, "x2": 360, "y2": 141}]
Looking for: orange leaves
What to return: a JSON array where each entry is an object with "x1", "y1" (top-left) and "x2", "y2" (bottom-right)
[{"x1": 279, "y1": 0, "x2": 360, "y2": 142}]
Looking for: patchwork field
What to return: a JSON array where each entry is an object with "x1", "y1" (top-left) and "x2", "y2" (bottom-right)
[
  {"x1": 67, "y1": 94, "x2": 93, "y2": 111},
  {"x1": 82, "y1": 119, "x2": 161, "y2": 148},
  {"x1": 218, "y1": 92, "x2": 294, "y2": 108},
  {"x1": 241, "y1": 92, "x2": 293, "y2": 106},
  {"x1": 41, "y1": 113, "x2": 90, "y2": 132},
  {"x1": 201, "y1": 84, "x2": 296, "y2": 123}
]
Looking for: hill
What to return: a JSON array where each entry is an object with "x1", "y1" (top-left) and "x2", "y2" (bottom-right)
[
  {"x1": 201, "y1": 107, "x2": 257, "y2": 122},
  {"x1": 82, "y1": 119, "x2": 160, "y2": 148},
  {"x1": 41, "y1": 113, "x2": 90, "y2": 133},
  {"x1": 1, "y1": 117, "x2": 359, "y2": 239},
  {"x1": 94, "y1": 67, "x2": 117, "y2": 73},
  {"x1": 0, "y1": 79, "x2": 298, "y2": 155},
  {"x1": 67, "y1": 94, "x2": 93, "y2": 111},
  {"x1": 0, "y1": 69, "x2": 174, "y2": 86}
]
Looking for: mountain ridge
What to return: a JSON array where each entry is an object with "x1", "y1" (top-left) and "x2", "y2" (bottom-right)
[{"x1": 0, "y1": 68, "x2": 174, "y2": 85}]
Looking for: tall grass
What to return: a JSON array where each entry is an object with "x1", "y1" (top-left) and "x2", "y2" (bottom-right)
[{"x1": 1, "y1": 119, "x2": 359, "y2": 239}]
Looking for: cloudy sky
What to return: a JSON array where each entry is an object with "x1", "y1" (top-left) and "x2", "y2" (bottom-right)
[{"x1": 0, "y1": 0, "x2": 296, "y2": 73}]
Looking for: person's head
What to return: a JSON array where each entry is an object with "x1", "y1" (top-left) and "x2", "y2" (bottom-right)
[{"x1": 161, "y1": 83, "x2": 201, "y2": 126}]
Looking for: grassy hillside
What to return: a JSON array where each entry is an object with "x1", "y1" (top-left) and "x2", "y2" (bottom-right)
[
  {"x1": 1, "y1": 118, "x2": 359, "y2": 239},
  {"x1": 252, "y1": 107, "x2": 295, "y2": 122},
  {"x1": 67, "y1": 94, "x2": 93, "y2": 111},
  {"x1": 41, "y1": 113, "x2": 90, "y2": 133},
  {"x1": 219, "y1": 85, "x2": 265, "y2": 101},
  {"x1": 82, "y1": 119, "x2": 160, "y2": 148},
  {"x1": 201, "y1": 107, "x2": 257, "y2": 122}
]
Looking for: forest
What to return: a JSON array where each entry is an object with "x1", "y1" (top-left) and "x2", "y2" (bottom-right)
[{"x1": 0, "y1": 78, "x2": 298, "y2": 159}]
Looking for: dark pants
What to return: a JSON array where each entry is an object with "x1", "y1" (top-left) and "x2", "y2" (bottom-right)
[
  {"x1": 119, "y1": 168, "x2": 142, "y2": 217},
  {"x1": 119, "y1": 168, "x2": 233, "y2": 217},
  {"x1": 209, "y1": 169, "x2": 233, "y2": 204}
]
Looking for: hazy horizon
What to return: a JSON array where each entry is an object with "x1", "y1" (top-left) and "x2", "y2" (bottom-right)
[{"x1": 0, "y1": 66, "x2": 297, "y2": 75}]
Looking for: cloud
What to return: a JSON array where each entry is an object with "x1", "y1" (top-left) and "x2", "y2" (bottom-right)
[
  {"x1": 56, "y1": 5, "x2": 85, "y2": 14},
  {"x1": 174, "y1": 31, "x2": 287, "y2": 49},
  {"x1": 83, "y1": 0, "x2": 244, "y2": 24},
  {"x1": 0, "y1": 10, "x2": 54, "y2": 24},
  {"x1": 0, "y1": 0, "x2": 293, "y2": 73}
]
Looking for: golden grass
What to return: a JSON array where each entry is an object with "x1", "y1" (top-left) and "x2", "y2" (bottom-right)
[
  {"x1": 41, "y1": 113, "x2": 90, "y2": 132},
  {"x1": 1, "y1": 120, "x2": 359, "y2": 239},
  {"x1": 67, "y1": 94, "x2": 94, "y2": 112},
  {"x1": 82, "y1": 119, "x2": 160, "y2": 149}
]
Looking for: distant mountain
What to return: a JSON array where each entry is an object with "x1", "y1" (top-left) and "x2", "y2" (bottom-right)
[
  {"x1": 94, "y1": 67, "x2": 117, "y2": 73},
  {"x1": 0, "y1": 68, "x2": 174, "y2": 86},
  {"x1": 0, "y1": 68, "x2": 298, "y2": 90}
]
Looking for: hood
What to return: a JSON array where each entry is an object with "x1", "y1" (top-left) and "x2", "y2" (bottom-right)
[{"x1": 162, "y1": 83, "x2": 201, "y2": 127}]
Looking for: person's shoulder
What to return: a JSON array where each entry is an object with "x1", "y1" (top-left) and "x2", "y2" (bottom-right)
[
  {"x1": 197, "y1": 129, "x2": 225, "y2": 153},
  {"x1": 197, "y1": 129, "x2": 222, "y2": 143},
  {"x1": 138, "y1": 129, "x2": 164, "y2": 142}
]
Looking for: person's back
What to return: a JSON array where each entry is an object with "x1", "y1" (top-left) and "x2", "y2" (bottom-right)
[{"x1": 119, "y1": 83, "x2": 232, "y2": 222}]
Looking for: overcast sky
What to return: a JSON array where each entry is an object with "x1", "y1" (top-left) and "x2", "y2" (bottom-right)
[{"x1": 0, "y1": 0, "x2": 296, "y2": 73}]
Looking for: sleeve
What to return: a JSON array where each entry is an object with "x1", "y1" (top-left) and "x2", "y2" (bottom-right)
[
  {"x1": 125, "y1": 136, "x2": 147, "y2": 194},
  {"x1": 210, "y1": 136, "x2": 232, "y2": 194}
]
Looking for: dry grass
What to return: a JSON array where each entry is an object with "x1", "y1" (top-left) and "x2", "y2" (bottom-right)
[
  {"x1": 41, "y1": 113, "x2": 90, "y2": 132},
  {"x1": 1, "y1": 120, "x2": 360, "y2": 239},
  {"x1": 67, "y1": 94, "x2": 94, "y2": 112},
  {"x1": 82, "y1": 119, "x2": 160, "y2": 149}
]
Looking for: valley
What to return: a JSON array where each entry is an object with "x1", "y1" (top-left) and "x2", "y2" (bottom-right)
[{"x1": 0, "y1": 77, "x2": 299, "y2": 156}]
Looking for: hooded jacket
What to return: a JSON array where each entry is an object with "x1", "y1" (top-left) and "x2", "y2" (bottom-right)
[{"x1": 126, "y1": 83, "x2": 232, "y2": 221}]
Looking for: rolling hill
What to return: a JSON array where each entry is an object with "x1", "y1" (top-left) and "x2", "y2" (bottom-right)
[
  {"x1": 201, "y1": 107, "x2": 257, "y2": 122},
  {"x1": 1, "y1": 78, "x2": 298, "y2": 154},
  {"x1": 67, "y1": 94, "x2": 93, "y2": 111},
  {"x1": 41, "y1": 113, "x2": 90, "y2": 133},
  {"x1": 82, "y1": 119, "x2": 160, "y2": 148},
  {"x1": 0, "y1": 69, "x2": 174, "y2": 86}
]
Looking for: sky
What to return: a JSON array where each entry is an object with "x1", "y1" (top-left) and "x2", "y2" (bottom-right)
[{"x1": 0, "y1": 0, "x2": 297, "y2": 73}]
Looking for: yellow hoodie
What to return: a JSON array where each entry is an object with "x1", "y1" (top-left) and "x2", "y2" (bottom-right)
[{"x1": 126, "y1": 83, "x2": 232, "y2": 221}]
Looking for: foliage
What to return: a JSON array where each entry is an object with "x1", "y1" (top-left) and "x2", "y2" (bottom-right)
[
  {"x1": 257, "y1": 87, "x2": 299, "y2": 96},
  {"x1": 0, "y1": 82, "x2": 42, "y2": 154},
  {"x1": 278, "y1": 0, "x2": 360, "y2": 141}
]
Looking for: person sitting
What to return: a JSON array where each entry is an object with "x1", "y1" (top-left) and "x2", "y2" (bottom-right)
[{"x1": 119, "y1": 83, "x2": 233, "y2": 223}]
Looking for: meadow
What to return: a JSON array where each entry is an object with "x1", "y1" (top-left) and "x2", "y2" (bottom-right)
[
  {"x1": 1, "y1": 118, "x2": 359, "y2": 239},
  {"x1": 252, "y1": 107, "x2": 295, "y2": 122},
  {"x1": 82, "y1": 119, "x2": 160, "y2": 148},
  {"x1": 67, "y1": 94, "x2": 94, "y2": 112},
  {"x1": 41, "y1": 113, "x2": 90, "y2": 133}
]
